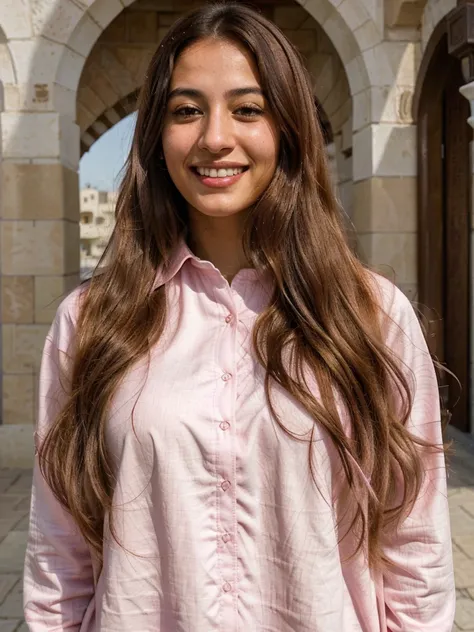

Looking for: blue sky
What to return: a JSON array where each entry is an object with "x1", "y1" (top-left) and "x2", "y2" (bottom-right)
[{"x1": 79, "y1": 113, "x2": 137, "y2": 191}]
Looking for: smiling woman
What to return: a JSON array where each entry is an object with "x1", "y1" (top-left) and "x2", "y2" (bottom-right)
[{"x1": 23, "y1": 2, "x2": 455, "y2": 632}]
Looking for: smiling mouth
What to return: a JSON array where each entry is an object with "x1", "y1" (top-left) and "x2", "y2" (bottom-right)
[{"x1": 192, "y1": 166, "x2": 249, "y2": 178}]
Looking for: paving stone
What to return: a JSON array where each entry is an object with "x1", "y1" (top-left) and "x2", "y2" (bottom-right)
[
  {"x1": 449, "y1": 488, "x2": 474, "y2": 507},
  {"x1": 3, "y1": 476, "x2": 32, "y2": 496},
  {"x1": 454, "y1": 558, "x2": 474, "y2": 590},
  {"x1": 0, "y1": 578, "x2": 23, "y2": 618},
  {"x1": 0, "y1": 496, "x2": 30, "y2": 514},
  {"x1": 0, "y1": 575, "x2": 18, "y2": 604},
  {"x1": 450, "y1": 507, "x2": 474, "y2": 537},
  {"x1": 455, "y1": 598, "x2": 474, "y2": 629},
  {"x1": 0, "y1": 532, "x2": 28, "y2": 573},
  {"x1": 0, "y1": 621, "x2": 21, "y2": 632},
  {"x1": 12, "y1": 517, "x2": 29, "y2": 533},
  {"x1": 16, "y1": 624, "x2": 28, "y2": 632},
  {"x1": 455, "y1": 536, "x2": 474, "y2": 560}
]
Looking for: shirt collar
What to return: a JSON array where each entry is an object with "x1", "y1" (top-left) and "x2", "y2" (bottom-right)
[
  {"x1": 151, "y1": 239, "x2": 273, "y2": 292},
  {"x1": 151, "y1": 240, "x2": 197, "y2": 291}
]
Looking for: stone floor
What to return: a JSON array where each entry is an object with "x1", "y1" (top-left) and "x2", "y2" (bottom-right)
[{"x1": 0, "y1": 428, "x2": 473, "y2": 631}]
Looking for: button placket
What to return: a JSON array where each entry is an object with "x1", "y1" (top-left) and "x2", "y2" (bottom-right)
[{"x1": 214, "y1": 290, "x2": 238, "y2": 613}]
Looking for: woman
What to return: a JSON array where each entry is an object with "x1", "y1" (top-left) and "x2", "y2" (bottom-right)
[{"x1": 23, "y1": 2, "x2": 455, "y2": 630}]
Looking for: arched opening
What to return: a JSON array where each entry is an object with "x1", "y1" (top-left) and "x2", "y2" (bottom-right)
[{"x1": 417, "y1": 25, "x2": 471, "y2": 432}]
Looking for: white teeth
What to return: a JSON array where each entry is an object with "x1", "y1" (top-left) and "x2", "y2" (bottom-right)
[{"x1": 196, "y1": 167, "x2": 245, "y2": 178}]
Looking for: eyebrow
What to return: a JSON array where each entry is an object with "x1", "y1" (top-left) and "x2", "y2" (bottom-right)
[{"x1": 167, "y1": 87, "x2": 264, "y2": 101}]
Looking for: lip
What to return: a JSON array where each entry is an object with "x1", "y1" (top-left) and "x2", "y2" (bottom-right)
[{"x1": 191, "y1": 162, "x2": 249, "y2": 169}]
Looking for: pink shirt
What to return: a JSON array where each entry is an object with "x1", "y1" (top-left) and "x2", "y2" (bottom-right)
[{"x1": 24, "y1": 241, "x2": 455, "y2": 631}]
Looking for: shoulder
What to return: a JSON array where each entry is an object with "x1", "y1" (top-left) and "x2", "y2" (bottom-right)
[
  {"x1": 364, "y1": 270, "x2": 426, "y2": 358},
  {"x1": 366, "y1": 270, "x2": 418, "y2": 330},
  {"x1": 47, "y1": 283, "x2": 87, "y2": 352}
]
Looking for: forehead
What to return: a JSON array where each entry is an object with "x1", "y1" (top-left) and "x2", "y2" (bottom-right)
[{"x1": 170, "y1": 38, "x2": 262, "y2": 91}]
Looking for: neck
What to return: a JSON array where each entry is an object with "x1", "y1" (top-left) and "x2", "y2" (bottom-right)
[{"x1": 187, "y1": 208, "x2": 252, "y2": 282}]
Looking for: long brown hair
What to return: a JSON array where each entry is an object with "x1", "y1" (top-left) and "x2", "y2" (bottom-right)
[{"x1": 40, "y1": 1, "x2": 446, "y2": 571}]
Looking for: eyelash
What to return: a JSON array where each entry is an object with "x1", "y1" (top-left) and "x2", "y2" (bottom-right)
[{"x1": 173, "y1": 105, "x2": 264, "y2": 119}]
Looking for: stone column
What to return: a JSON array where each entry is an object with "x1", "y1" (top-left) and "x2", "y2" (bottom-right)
[
  {"x1": 351, "y1": 40, "x2": 419, "y2": 301},
  {"x1": 459, "y1": 81, "x2": 474, "y2": 435},
  {"x1": 0, "y1": 108, "x2": 80, "y2": 466}
]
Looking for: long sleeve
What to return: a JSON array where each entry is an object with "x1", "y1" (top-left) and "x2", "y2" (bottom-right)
[
  {"x1": 23, "y1": 292, "x2": 95, "y2": 630},
  {"x1": 380, "y1": 284, "x2": 456, "y2": 631}
]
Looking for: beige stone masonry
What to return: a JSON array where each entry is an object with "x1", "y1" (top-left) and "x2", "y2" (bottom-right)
[
  {"x1": 352, "y1": 176, "x2": 417, "y2": 232},
  {"x1": 357, "y1": 231, "x2": 417, "y2": 287},
  {"x1": 2, "y1": 163, "x2": 79, "y2": 221},
  {"x1": 353, "y1": 123, "x2": 416, "y2": 182},
  {"x1": 1, "y1": 277, "x2": 34, "y2": 325}
]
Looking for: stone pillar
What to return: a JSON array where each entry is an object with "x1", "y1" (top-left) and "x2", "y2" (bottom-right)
[
  {"x1": 0, "y1": 109, "x2": 80, "y2": 466},
  {"x1": 459, "y1": 81, "x2": 474, "y2": 435},
  {"x1": 351, "y1": 39, "x2": 419, "y2": 301}
]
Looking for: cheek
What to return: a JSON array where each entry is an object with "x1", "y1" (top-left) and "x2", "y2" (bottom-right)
[{"x1": 162, "y1": 127, "x2": 194, "y2": 166}]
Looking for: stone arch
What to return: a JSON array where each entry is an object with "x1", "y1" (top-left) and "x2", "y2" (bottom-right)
[
  {"x1": 421, "y1": 0, "x2": 456, "y2": 53},
  {"x1": 58, "y1": 0, "x2": 384, "y2": 127}
]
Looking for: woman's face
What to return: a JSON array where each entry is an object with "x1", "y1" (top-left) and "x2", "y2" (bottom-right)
[{"x1": 162, "y1": 37, "x2": 279, "y2": 219}]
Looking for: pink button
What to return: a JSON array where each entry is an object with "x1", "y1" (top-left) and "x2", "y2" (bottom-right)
[
  {"x1": 219, "y1": 421, "x2": 230, "y2": 431},
  {"x1": 221, "y1": 372, "x2": 232, "y2": 382},
  {"x1": 223, "y1": 582, "x2": 232, "y2": 593},
  {"x1": 225, "y1": 314, "x2": 233, "y2": 324},
  {"x1": 221, "y1": 480, "x2": 231, "y2": 492},
  {"x1": 222, "y1": 533, "x2": 232, "y2": 543}
]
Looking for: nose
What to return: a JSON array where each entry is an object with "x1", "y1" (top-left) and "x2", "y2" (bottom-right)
[{"x1": 197, "y1": 107, "x2": 234, "y2": 154}]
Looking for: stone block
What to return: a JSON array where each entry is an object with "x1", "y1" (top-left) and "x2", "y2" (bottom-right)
[
  {"x1": 2, "y1": 324, "x2": 49, "y2": 375},
  {"x1": 322, "y1": 11, "x2": 359, "y2": 65},
  {"x1": 8, "y1": 39, "x2": 62, "y2": 85},
  {"x1": 1, "y1": 220, "x2": 77, "y2": 276},
  {"x1": 338, "y1": 0, "x2": 370, "y2": 32},
  {"x1": 354, "y1": 18, "x2": 382, "y2": 51},
  {"x1": 284, "y1": 29, "x2": 318, "y2": 55},
  {"x1": 3, "y1": 374, "x2": 35, "y2": 426},
  {"x1": 0, "y1": 426, "x2": 35, "y2": 469},
  {"x1": 345, "y1": 55, "x2": 369, "y2": 96},
  {"x1": 0, "y1": 0, "x2": 33, "y2": 39},
  {"x1": 353, "y1": 124, "x2": 416, "y2": 181},
  {"x1": 69, "y1": 13, "x2": 102, "y2": 58},
  {"x1": 31, "y1": 0, "x2": 83, "y2": 44},
  {"x1": 352, "y1": 177, "x2": 417, "y2": 232},
  {"x1": 2, "y1": 163, "x2": 79, "y2": 222},
  {"x1": 357, "y1": 232, "x2": 416, "y2": 285},
  {"x1": 1, "y1": 112, "x2": 62, "y2": 160},
  {"x1": 89, "y1": 0, "x2": 123, "y2": 29},
  {"x1": 362, "y1": 45, "x2": 395, "y2": 88},
  {"x1": 1, "y1": 277, "x2": 34, "y2": 324},
  {"x1": 34, "y1": 275, "x2": 78, "y2": 325},
  {"x1": 56, "y1": 47, "x2": 85, "y2": 95}
]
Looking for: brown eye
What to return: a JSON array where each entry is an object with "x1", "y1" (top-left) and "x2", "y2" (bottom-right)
[
  {"x1": 235, "y1": 105, "x2": 264, "y2": 118},
  {"x1": 174, "y1": 106, "x2": 201, "y2": 119}
]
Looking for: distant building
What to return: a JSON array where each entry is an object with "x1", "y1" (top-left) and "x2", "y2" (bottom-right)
[{"x1": 80, "y1": 187, "x2": 117, "y2": 279}]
